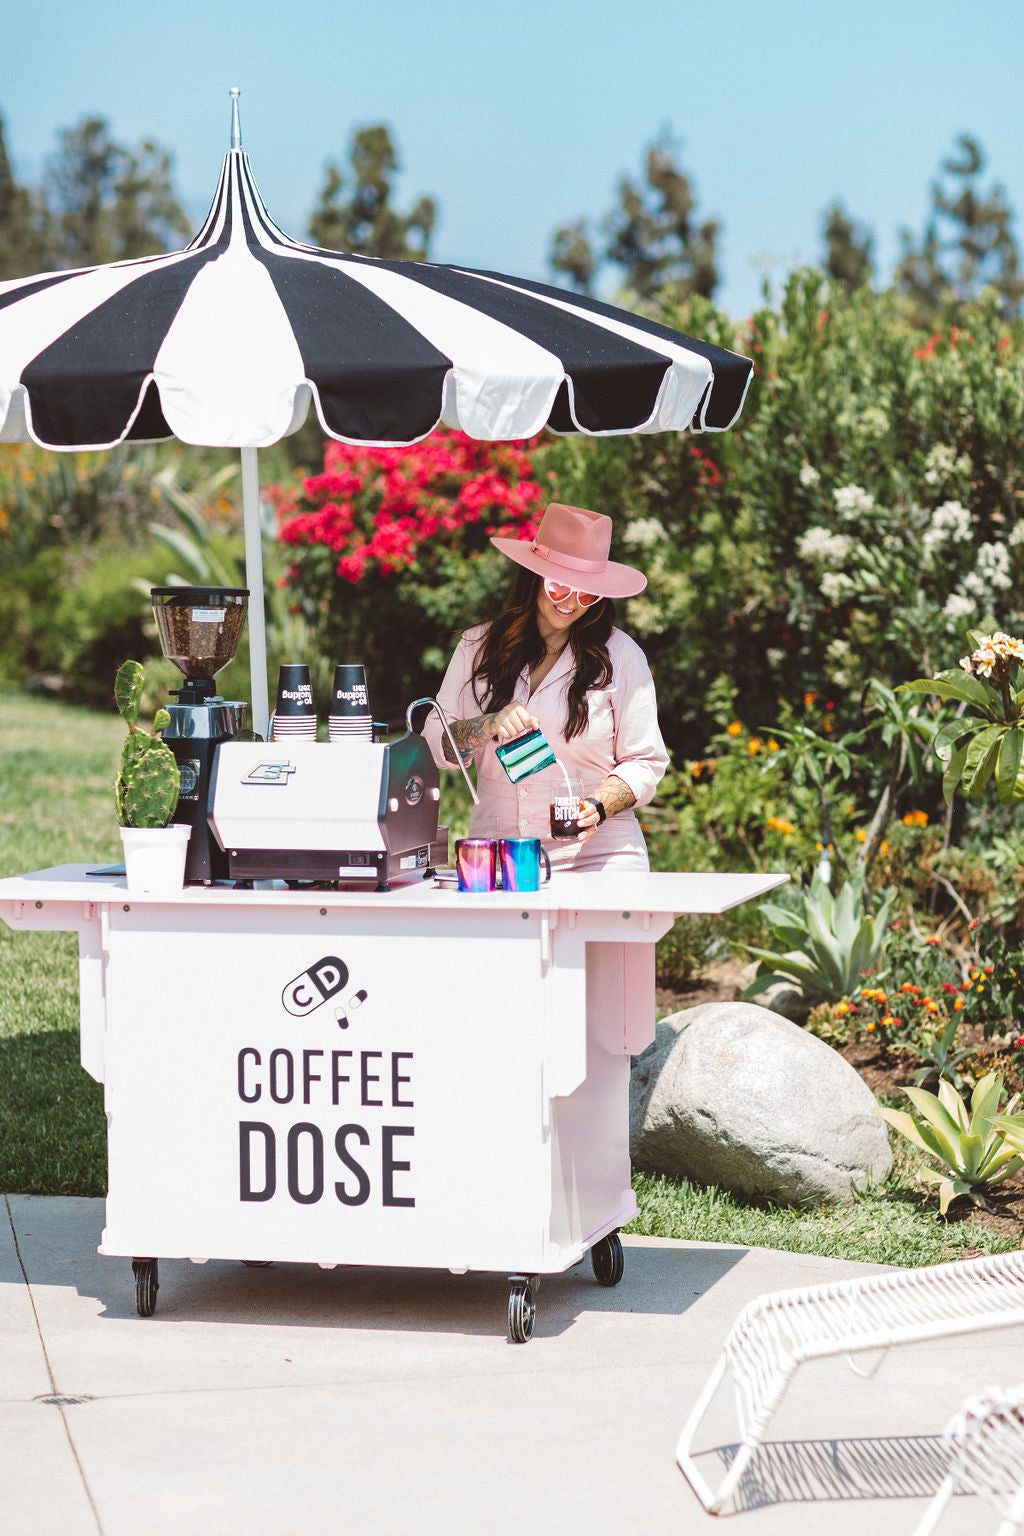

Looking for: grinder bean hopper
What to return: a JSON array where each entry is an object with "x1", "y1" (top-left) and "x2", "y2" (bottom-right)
[{"x1": 151, "y1": 586, "x2": 250, "y2": 884}]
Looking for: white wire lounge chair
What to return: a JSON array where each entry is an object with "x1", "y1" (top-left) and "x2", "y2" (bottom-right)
[
  {"x1": 676, "y1": 1248, "x2": 1024, "y2": 1515},
  {"x1": 914, "y1": 1383, "x2": 1024, "y2": 1536}
]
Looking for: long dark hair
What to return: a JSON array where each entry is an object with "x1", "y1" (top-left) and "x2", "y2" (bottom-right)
[{"x1": 469, "y1": 568, "x2": 615, "y2": 739}]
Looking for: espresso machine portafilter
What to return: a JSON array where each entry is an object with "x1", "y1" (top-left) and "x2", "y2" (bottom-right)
[{"x1": 151, "y1": 586, "x2": 250, "y2": 884}]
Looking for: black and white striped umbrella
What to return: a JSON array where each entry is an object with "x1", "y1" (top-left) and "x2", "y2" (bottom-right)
[{"x1": 0, "y1": 94, "x2": 753, "y2": 730}]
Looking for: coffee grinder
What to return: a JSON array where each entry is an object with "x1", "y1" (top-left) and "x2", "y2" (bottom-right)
[{"x1": 151, "y1": 586, "x2": 250, "y2": 884}]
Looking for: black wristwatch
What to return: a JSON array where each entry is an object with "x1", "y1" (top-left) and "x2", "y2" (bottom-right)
[{"x1": 584, "y1": 796, "x2": 607, "y2": 825}]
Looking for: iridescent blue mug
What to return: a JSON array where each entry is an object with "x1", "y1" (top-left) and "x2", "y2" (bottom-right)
[{"x1": 498, "y1": 837, "x2": 553, "y2": 893}]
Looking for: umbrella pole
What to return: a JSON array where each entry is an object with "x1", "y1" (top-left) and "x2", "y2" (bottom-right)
[{"x1": 240, "y1": 446, "x2": 271, "y2": 740}]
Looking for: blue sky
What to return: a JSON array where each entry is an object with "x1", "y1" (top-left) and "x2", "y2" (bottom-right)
[{"x1": 3, "y1": 0, "x2": 1023, "y2": 317}]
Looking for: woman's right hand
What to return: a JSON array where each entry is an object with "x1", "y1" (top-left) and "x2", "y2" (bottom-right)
[{"x1": 489, "y1": 702, "x2": 539, "y2": 744}]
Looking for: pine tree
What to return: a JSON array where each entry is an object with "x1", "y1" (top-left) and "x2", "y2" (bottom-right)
[
  {"x1": 823, "y1": 203, "x2": 873, "y2": 291},
  {"x1": 603, "y1": 132, "x2": 718, "y2": 300},
  {"x1": 548, "y1": 220, "x2": 596, "y2": 295},
  {"x1": 41, "y1": 117, "x2": 189, "y2": 269},
  {"x1": 896, "y1": 134, "x2": 1023, "y2": 321},
  {"x1": 0, "y1": 113, "x2": 48, "y2": 279},
  {"x1": 308, "y1": 125, "x2": 435, "y2": 260},
  {"x1": 549, "y1": 131, "x2": 718, "y2": 303}
]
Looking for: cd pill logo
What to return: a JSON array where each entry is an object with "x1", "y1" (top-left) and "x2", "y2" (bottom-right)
[{"x1": 282, "y1": 956, "x2": 349, "y2": 1017}]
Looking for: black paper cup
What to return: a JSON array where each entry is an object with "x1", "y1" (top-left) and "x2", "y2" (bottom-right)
[
  {"x1": 276, "y1": 663, "x2": 315, "y2": 717},
  {"x1": 331, "y1": 663, "x2": 371, "y2": 717}
]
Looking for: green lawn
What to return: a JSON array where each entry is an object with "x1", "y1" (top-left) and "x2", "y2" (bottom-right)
[
  {"x1": 0, "y1": 687, "x2": 1014, "y2": 1262},
  {"x1": 0, "y1": 688, "x2": 123, "y2": 1194}
]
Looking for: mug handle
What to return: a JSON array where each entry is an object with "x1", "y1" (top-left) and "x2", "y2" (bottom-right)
[{"x1": 539, "y1": 846, "x2": 552, "y2": 883}]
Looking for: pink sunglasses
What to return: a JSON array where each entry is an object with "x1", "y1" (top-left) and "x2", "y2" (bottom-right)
[{"x1": 544, "y1": 578, "x2": 601, "y2": 609}]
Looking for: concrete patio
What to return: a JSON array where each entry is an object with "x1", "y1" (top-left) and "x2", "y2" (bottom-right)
[{"x1": 3, "y1": 1194, "x2": 1017, "y2": 1535}]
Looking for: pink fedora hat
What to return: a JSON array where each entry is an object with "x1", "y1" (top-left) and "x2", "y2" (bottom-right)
[{"x1": 490, "y1": 503, "x2": 647, "y2": 599}]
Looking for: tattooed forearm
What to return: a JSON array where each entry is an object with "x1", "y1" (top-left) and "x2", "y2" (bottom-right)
[
  {"x1": 443, "y1": 713, "x2": 499, "y2": 762},
  {"x1": 591, "y1": 774, "x2": 636, "y2": 818}
]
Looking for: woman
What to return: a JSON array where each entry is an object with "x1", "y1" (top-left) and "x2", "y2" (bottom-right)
[{"x1": 425, "y1": 502, "x2": 668, "y2": 873}]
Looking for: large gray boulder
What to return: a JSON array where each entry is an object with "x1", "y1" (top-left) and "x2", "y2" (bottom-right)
[{"x1": 629, "y1": 1001, "x2": 893, "y2": 1205}]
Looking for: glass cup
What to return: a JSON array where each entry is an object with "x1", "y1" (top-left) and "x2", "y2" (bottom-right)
[{"x1": 550, "y1": 776, "x2": 585, "y2": 840}]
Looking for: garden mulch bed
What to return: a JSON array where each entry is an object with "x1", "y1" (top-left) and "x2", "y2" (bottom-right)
[{"x1": 657, "y1": 962, "x2": 1024, "y2": 1249}]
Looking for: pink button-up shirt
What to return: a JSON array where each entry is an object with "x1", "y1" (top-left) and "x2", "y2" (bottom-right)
[{"x1": 424, "y1": 623, "x2": 669, "y2": 872}]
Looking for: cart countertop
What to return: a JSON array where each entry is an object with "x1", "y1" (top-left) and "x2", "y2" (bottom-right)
[{"x1": 0, "y1": 863, "x2": 787, "y2": 917}]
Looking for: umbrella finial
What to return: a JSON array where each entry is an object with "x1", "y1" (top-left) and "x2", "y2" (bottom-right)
[{"x1": 229, "y1": 87, "x2": 242, "y2": 150}]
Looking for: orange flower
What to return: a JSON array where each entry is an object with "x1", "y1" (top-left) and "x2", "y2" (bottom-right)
[
  {"x1": 953, "y1": 998, "x2": 964, "y2": 1011},
  {"x1": 726, "y1": 721, "x2": 742, "y2": 737},
  {"x1": 748, "y1": 737, "x2": 762, "y2": 755}
]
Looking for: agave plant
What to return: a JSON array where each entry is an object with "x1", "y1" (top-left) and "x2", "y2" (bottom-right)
[
  {"x1": 742, "y1": 876, "x2": 897, "y2": 1005},
  {"x1": 877, "y1": 1072, "x2": 1023, "y2": 1215},
  {"x1": 897, "y1": 1016, "x2": 975, "y2": 1092}
]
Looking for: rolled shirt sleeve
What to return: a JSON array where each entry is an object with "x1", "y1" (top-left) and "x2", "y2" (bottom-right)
[
  {"x1": 421, "y1": 626, "x2": 487, "y2": 771},
  {"x1": 604, "y1": 632, "x2": 669, "y2": 807}
]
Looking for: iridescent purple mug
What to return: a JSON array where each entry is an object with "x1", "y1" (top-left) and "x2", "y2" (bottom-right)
[
  {"x1": 498, "y1": 837, "x2": 552, "y2": 893},
  {"x1": 455, "y1": 838, "x2": 497, "y2": 893}
]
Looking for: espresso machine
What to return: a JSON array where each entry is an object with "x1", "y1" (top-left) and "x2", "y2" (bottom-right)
[{"x1": 151, "y1": 586, "x2": 250, "y2": 884}]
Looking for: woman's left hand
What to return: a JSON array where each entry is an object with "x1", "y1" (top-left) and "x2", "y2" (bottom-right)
[
  {"x1": 576, "y1": 776, "x2": 635, "y2": 841},
  {"x1": 576, "y1": 798, "x2": 603, "y2": 843}
]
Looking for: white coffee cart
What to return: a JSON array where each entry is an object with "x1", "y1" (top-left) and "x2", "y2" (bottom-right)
[{"x1": 0, "y1": 864, "x2": 785, "y2": 1340}]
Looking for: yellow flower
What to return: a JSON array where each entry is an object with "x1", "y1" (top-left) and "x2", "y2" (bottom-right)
[
  {"x1": 768, "y1": 739, "x2": 780, "y2": 752},
  {"x1": 855, "y1": 828, "x2": 867, "y2": 842},
  {"x1": 748, "y1": 737, "x2": 762, "y2": 755},
  {"x1": 726, "y1": 721, "x2": 742, "y2": 737},
  {"x1": 902, "y1": 809, "x2": 929, "y2": 827}
]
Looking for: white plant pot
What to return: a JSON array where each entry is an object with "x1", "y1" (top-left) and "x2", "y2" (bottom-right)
[{"x1": 119, "y1": 823, "x2": 191, "y2": 895}]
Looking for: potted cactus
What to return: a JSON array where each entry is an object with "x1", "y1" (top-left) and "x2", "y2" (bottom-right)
[{"x1": 114, "y1": 660, "x2": 189, "y2": 893}]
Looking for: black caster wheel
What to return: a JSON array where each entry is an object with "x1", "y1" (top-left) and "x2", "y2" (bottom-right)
[
  {"x1": 591, "y1": 1231, "x2": 624, "y2": 1287},
  {"x1": 132, "y1": 1257, "x2": 159, "y2": 1317},
  {"x1": 507, "y1": 1277, "x2": 536, "y2": 1343}
]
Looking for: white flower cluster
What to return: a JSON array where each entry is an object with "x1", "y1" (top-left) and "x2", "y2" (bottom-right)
[
  {"x1": 859, "y1": 406, "x2": 889, "y2": 438},
  {"x1": 978, "y1": 541, "x2": 1012, "y2": 591},
  {"x1": 833, "y1": 484, "x2": 875, "y2": 521},
  {"x1": 821, "y1": 570, "x2": 855, "y2": 603},
  {"x1": 921, "y1": 500, "x2": 972, "y2": 559},
  {"x1": 797, "y1": 526, "x2": 852, "y2": 564},
  {"x1": 798, "y1": 463, "x2": 820, "y2": 488},
  {"x1": 622, "y1": 516, "x2": 667, "y2": 550},
  {"x1": 943, "y1": 592, "x2": 976, "y2": 622},
  {"x1": 923, "y1": 443, "x2": 972, "y2": 488},
  {"x1": 960, "y1": 630, "x2": 1024, "y2": 678}
]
